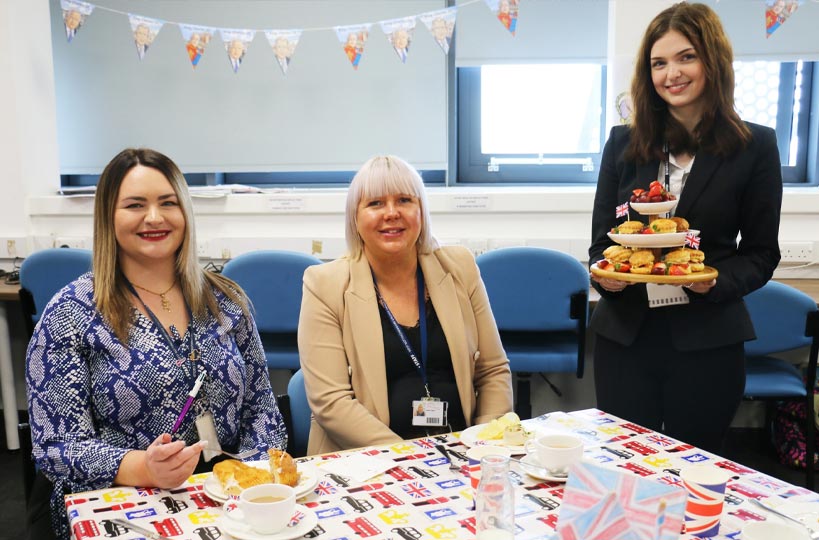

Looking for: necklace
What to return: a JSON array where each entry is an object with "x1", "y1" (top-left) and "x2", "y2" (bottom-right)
[{"x1": 132, "y1": 280, "x2": 176, "y2": 312}]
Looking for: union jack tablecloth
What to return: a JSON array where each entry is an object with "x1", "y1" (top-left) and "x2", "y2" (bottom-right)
[{"x1": 67, "y1": 409, "x2": 819, "y2": 540}]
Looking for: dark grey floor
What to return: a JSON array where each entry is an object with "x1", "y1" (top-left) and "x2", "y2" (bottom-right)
[{"x1": 0, "y1": 426, "x2": 809, "y2": 540}]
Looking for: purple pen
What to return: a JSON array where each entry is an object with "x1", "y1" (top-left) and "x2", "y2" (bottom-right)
[{"x1": 171, "y1": 371, "x2": 207, "y2": 434}]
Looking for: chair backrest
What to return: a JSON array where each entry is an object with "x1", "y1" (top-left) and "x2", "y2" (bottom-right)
[
  {"x1": 744, "y1": 280, "x2": 819, "y2": 357},
  {"x1": 287, "y1": 369, "x2": 311, "y2": 458},
  {"x1": 476, "y1": 247, "x2": 589, "y2": 332},
  {"x1": 19, "y1": 247, "x2": 93, "y2": 333},
  {"x1": 221, "y1": 250, "x2": 322, "y2": 334}
]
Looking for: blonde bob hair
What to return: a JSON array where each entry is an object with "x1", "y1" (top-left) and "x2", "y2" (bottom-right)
[
  {"x1": 345, "y1": 155, "x2": 439, "y2": 259},
  {"x1": 94, "y1": 148, "x2": 248, "y2": 342}
]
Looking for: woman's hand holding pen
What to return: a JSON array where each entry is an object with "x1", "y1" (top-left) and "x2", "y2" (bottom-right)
[{"x1": 143, "y1": 434, "x2": 207, "y2": 488}]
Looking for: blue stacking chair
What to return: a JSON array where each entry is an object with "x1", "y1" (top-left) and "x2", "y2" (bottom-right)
[
  {"x1": 221, "y1": 250, "x2": 322, "y2": 371},
  {"x1": 18, "y1": 247, "x2": 93, "y2": 504},
  {"x1": 287, "y1": 369, "x2": 312, "y2": 457},
  {"x1": 476, "y1": 247, "x2": 589, "y2": 419},
  {"x1": 743, "y1": 280, "x2": 819, "y2": 490}
]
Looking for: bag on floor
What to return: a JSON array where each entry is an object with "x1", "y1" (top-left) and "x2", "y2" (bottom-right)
[{"x1": 772, "y1": 396, "x2": 819, "y2": 470}]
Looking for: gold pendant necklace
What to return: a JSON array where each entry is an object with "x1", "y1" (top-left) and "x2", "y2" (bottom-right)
[{"x1": 132, "y1": 280, "x2": 176, "y2": 312}]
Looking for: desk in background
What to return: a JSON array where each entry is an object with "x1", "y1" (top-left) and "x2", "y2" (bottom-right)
[
  {"x1": 65, "y1": 409, "x2": 819, "y2": 540},
  {"x1": 0, "y1": 281, "x2": 20, "y2": 450}
]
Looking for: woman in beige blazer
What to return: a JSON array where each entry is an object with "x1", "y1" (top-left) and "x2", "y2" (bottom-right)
[{"x1": 298, "y1": 156, "x2": 513, "y2": 454}]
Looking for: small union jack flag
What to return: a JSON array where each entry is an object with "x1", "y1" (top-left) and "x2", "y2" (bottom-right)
[
  {"x1": 315, "y1": 480, "x2": 337, "y2": 495},
  {"x1": 685, "y1": 232, "x2": 700, "y2": 249},
  {"x1": 401, "y1": 482, "x2": 431, "y2": 499},
  {"x1": 615, "y1": 201, "x2": 629, "y2": 218}
]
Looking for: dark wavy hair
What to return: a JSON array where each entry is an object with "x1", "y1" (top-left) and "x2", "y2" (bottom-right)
[{"x1": 627, "y1": 2, "x2": 751, "y2": 162}]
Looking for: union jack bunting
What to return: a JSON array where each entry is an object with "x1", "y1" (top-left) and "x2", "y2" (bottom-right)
[
  {"x1": 557, "y1": 461, "x2": 687, "y2": 540},
  {"x1": 616, "y1": 201, "x2": 629, "y2": 218},
  {"x1": 402, "y1": 482, "x2": 432, "y2": 499},
  {"x1": 685, "y1": 232, "x2": 700, "y2": 249}
]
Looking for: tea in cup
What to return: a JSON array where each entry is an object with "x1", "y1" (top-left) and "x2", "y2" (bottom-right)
[
  {"x1": 524, "y1": 434, "x2": 583, "y2": 476},
  {"x1": 238, "y1": 483, "x2": 296, "y2": 534}
]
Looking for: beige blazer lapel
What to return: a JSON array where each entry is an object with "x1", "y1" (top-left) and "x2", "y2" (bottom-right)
[
  {"x1": 420, "y1": 252, "x2": 473, "y2": 425},
  {"x1": 345, "y1": 255, "x2": 390, "y2": 423}
]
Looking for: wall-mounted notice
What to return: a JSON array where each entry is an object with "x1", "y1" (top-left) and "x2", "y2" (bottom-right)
[
  {"x1": 452, "y1": 195, "x2": 491, "y2": 210},
  {"x1": 267, "y1": 196, "x2": 305, "y2": 211}
]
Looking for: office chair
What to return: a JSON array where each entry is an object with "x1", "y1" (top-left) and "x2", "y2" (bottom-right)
[
  {"x1": 743, "y1": 280, "x2": 819, "y2": 490},
  {"x1": 287, "y1": 369, "x2": 311, "y2": 458},
  {"x1": 221, "y1": 250, "x2": 322, "y2": 371},
  {"x1": 476, "y1": 247, "x2": 588, "y2": 419},
  {"x1": 18, "y1": 247, "x2": 93, "y2": 503}
]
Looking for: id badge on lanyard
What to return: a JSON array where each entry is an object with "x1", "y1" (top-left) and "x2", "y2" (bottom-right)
[{"x1": 373, "y1": 266, "x2": 449, "y2": 428}]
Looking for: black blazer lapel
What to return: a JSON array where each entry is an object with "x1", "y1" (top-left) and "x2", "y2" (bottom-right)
[{"x1": 675, "y1": 152, "x2": 720, "y2": 218}]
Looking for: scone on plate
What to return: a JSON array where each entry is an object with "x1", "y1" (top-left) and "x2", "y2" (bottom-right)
[
  {"x1": 629, "y1": 249, "x2": 655, "y2": 274},
  {"x1": 613, "y1": 220, "x2": 645, "y2": 234},
  {"x1": 670, "y1": 217, "x2": 689, "y2": 232},
  {"x1": 502, "y1": 423, "x2": 531, "y2": 445},
  {"x1": 650, "y1": 218, "x2": 677, "y2": 234},
  {"x1": 213, "y1": 459, "x2": 271, "y2": 496},
  {"x1": 268, "y1": 449, "x2": 299, "y2": 487},
  {"x1": 603, "y1": 245, "x2": 633, "y2": 263},
  {"x1": 663, "y1": 248, "x2": 691, "y2": 265},
  {"x1": 686, "y1": 248, "x2": 706, "y2": 272}
]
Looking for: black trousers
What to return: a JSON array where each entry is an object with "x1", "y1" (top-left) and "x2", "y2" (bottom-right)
[{"x1": 593, "y1": 308, "x2": 746, "y2": 455}]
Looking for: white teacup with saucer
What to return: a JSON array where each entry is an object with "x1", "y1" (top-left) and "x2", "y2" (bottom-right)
[{"x1": 523, "y1": 433, "x2": 583, "y2": 480}]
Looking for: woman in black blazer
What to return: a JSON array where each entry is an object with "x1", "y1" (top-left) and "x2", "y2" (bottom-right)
[{"x1": 589, "y1": 2, "x2": 782, "y2": 453}]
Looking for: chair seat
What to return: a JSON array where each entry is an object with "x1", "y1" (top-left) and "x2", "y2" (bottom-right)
[
  {"x1": 502, "y1": 332, "x2": 580, "y2": 373},
  {"x1": 744, "y1": 356, "x2": 807, "y2": 398}
]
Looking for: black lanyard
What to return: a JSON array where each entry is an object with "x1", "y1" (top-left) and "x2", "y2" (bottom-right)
[
  {"x1": 373, "y1": 266, "x2": 430, "y2": 398},
  {"x1": 663, "y1": 141, "x2": 670, "y2": 193},
  {"x1": 125, "y1": 280, "x2": 200, "y2": 388}
]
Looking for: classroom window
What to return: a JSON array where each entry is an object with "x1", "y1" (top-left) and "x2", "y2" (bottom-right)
[
  {"x1": 457, "y1": 61, "x2": 818, "y2": 185},
  {"x1": 457, "y1": 65, "x2": 606, "y2": 184}
]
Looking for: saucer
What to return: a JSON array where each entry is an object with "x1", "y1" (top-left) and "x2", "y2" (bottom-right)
[
  {"x1": 519, "y1": 454, "x2": 569, "y2": 482},
  {"x1": 220, "y1": 504, "x2": 318, "y2": 540}
]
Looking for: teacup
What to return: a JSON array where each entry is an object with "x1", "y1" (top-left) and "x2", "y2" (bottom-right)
[
  {"x1": 524, "y1": 434, "x2": 583, "y2": 476},
  {"x1": 238, "y1": 483, "x2": 296, "y2": 534}
]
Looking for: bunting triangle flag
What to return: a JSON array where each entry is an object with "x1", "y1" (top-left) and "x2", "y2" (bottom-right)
[
  {"x1": 179, "y1": 24, "x2": 216, "y2": 69},
  {"x1": 381, "y1": 17, "x2": 416, "y2": 64},
  {"x1": 419, "y1": 7, "x2": 457, "y2": 55},
  {"x1": 765, "y1": 0, "x2": 802, "y2": 38},
  {"x1": 128, "y1": 14, "x2": 163, "y2": 61},
  {"x1": 221, "y1": 29, "x2": 255, "y2": 74},
  {"x1": 60, "y1": 0, "x2": 94, "y2": 43},
  {"x1": 334, "y1": 24, "x2": 370, "y2": 70},
  {"x1": 484, "y1": 0, "x2": 519, "y2": 36},
  {"x1": 264, "y1": 29, "x2": 302, "y2": 75}
]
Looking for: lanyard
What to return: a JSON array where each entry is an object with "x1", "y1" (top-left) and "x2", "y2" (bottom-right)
[
  {"x1": 373, "y1": 265, "x2": 430, "y2": 398},
  {"x1": 125, "y1": 280, "x2": 201, "y2": 388},
  {"x1": 663, "y1": 141, "x2": 670, "y2": 193}
]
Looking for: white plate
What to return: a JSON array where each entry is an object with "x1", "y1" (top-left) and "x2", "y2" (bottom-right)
[
  {"x1": 518, "y1": 453, "x2": 568, "y2": 482},
  {"x1": 220, "y1": 504, "x2": 318, "y2": 540},
  {"x1": 203, "y1": 462, "x2": 319, "y2": 503},
  {"x1": 773, "y1": 500, "x2": 819, "y2": 531},
  {"x1": 630, "y1": 200, "x2": 678, "y2": 215},
  {"x1": 459, "y1": 424, "x2": 529, "y2": 455},
  {"x1": 607, "y1": 229, "x2": 699, "y2": 249}
]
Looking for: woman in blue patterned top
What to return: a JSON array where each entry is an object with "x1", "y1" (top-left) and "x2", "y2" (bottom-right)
[{"x1": 26, "y1": 148, "x2": 287, "y2": 539}]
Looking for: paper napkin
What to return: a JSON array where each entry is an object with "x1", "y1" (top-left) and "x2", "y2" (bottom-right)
[
  {"x1": 556, "y1": 461, "x2": 687, "y2": 540},
  {"x1": 316, "y1": 453, "x2": 397, "y2": 483}
]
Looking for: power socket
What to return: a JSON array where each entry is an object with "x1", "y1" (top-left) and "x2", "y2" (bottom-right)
[{"x1": 780, "y1": 242, "x2": 814, "y2": 262}]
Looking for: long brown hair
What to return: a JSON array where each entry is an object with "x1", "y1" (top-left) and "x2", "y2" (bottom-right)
[
  {"x1": 93, "y1": 148, "x2": 248, "y2": 343},
  {"x1": 627, "y1": 2, "x2": 751, "y2": 162}
]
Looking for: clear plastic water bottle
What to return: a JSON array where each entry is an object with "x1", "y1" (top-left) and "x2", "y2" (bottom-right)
[{"x1": 476, "y1": 454, "x2": 515, "y2": 540}]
